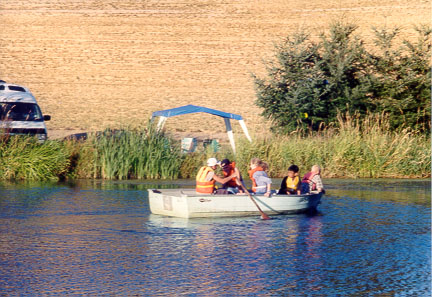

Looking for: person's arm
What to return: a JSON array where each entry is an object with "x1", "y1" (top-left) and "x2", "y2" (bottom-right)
[
  {"x1": 233, "y1": 168, "x2": 245, "y2": 192},
  {"x1": 213, "y1": 174, "x2": 236, "y2": 184},
  {"x1": 316, "y1": 176, "x2": 324, "y2": 192},
  {"x1": 312, "y1": 175, "x2": 324, "y2": 192},
  {"x1": 278, "y1": 176, "x2": 288, "y2": 194},
  {"x1": 233, "y1": 168, "x2": 241, "y2": 185},
  {"x1": 258, "y1": 174, "x2": 272, "y2": 197},
  {"x1": 264, "y1": 183, "x2": 272, "y2": 197},
  {"x1": 296, "y1": 177, "x2": 301, "y2": 195}
]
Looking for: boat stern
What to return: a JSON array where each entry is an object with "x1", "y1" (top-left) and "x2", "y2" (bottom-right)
[{"x1": 148, "y1": 189, "x2": 191, "y2": 218}]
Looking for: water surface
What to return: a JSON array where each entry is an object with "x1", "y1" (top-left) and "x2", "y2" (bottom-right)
[{"x1": 0, "y1": 179, "x2": 430, "y2": 296}]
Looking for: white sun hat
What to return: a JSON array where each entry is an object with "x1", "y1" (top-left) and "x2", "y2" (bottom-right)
[{"x1": 207, "y1": 157, "x2": 219, "y2": 167}]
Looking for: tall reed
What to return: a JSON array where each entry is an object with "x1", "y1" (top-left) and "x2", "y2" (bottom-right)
[
  {"x1": 89, "y1": 126, "x2": 182, "y2": 179},
  {"x1": 0, "y1": 136, "x2": 70, "y2": 180},
  {"x1": 232, "y1": 113, "x2": 430, "y2": 179},
  {"x1": 0, "y1": 113, "x2": 427, "y2": 181}
]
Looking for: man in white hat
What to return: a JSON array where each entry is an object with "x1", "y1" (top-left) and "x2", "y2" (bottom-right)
[{"x1": 196, "y1": 158, "x2": 238, "y2": 194}]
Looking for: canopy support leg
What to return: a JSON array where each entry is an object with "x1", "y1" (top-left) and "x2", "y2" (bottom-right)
[
  {"x1": 224, "y1": 118, "x2": 236, "y2": 154},
  {"x1": 156, "y1": 116, "x2": 167, "y2": 131},
  {"x1": 238, "y1": 119, "x2": 252, "y2": 142}
]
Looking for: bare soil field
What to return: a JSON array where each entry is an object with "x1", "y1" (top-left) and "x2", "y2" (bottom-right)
[{"x1": 0, "y1": 0, "x2": 430, "y2": 139}]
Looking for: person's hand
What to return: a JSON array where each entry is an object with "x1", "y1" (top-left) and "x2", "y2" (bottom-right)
[{"x1": 264, "y1": 192, "x2": 271, "y2": 197}]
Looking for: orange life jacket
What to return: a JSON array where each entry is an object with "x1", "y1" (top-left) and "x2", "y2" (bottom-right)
[
  {"x1": 248, "y1": 166, "x2": 264, "y2": 193},
  {"x1": 196, "y1": 166, "x2": 216, "y2": 194},
  {"x1": 222, "y1": 162, "x2": 240, "y2": 188}
]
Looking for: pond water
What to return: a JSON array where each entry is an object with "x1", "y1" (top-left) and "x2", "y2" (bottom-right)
[{"x1": 0, "y1": 179, "x2": 430, "y2": 296}]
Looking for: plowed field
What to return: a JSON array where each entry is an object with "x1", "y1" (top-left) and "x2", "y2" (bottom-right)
[{"x1": 1, "y1": 0, "x2": 430, "y2": 138}]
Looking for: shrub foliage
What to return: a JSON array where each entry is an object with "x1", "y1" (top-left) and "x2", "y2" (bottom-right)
[{"x1": 253, "y1": 21, "x2": 431, "y2": 133}]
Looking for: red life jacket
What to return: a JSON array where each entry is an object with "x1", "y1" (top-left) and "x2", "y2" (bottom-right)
[
  {"x1": 301, "y1": 171, "x2": 317, "y2": 191},
  {"x1": 248, "y1": 166, "x2": 264, "y2": 193},
  {"x1": 222, "y1": 162, "x2": 240, "y2": 188},
  {"x1": 196, "y1": 166, "x2": 215, "y2": 194}
]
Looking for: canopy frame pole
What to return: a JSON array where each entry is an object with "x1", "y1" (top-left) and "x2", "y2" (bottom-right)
[
  {"x1": 224, "y1": 118, "x2": 236, "y2": 154},
  {"x1": 238, "y1": 119, "x2": 252, "y2": 142},
  {"x1": 156, "y1": 116, "x2": 167, "y2": 131}
]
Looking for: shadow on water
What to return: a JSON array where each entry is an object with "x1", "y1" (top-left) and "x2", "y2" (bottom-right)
[
  {"x1": 323, "y1": 178, "x2": 431, "y2": 206},
  {"x1": 0, "y1": 178, "x2": 430, "y2": 296}
]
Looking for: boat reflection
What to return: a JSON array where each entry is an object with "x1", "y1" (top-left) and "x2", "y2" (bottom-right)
[{"x1": 145, "y1": 212, "x2": 325, "y2": 295}]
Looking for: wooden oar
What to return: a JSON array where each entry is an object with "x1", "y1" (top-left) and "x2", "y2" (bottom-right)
[{"x1": 240, "y1": 184, "x2": 271, "y2": 220}]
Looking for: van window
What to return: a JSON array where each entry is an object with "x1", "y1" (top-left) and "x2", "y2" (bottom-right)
[
  {"x1": 0, "y1": 85, "x2": 5, "y2": 90},
  {"x1": 8, "y1": 86, "x2": 26, "y2": 92},
  {"x1": 0, "y1": 103, "x2": 43, "y2": 121}
]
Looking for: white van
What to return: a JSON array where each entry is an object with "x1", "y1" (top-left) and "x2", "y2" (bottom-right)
[{"x1": 0, "y1": 81, "x2": 51, "y2": 142}]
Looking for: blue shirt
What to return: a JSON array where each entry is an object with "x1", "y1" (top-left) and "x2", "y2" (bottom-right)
[{"x1": 253, "y1": 171, "x2": 272, "y2": 194}]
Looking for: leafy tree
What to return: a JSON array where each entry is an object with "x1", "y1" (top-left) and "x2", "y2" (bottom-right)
[
  {"x1": 318, "y1": 22, "x2": 371, "y2": 117},
  {"x1": 367, "y1": 25, "x2": 431, "y2": 132},
  {"x1": 253, "y1": 31, "x2": 326, "y2": 132},
  {"x1": 254, "y1": 21, "x2": 370, "y2": 133},
  {"x1": 253, "y1": 21, "x2": 431, "y2": 134}
]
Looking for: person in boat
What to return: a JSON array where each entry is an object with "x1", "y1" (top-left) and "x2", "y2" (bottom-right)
[
  {"x1": 278, "y1": 164, "x2": 301, "y2": 195},
  {"x1": 248, "y1": 158, "x2": 272, "y2": 197},
  {"x1": 196, "y1": 158, "x2": 238, "y2": 194},
  {"x1": 301, "y1": 165, "x2": 325, "y2": 194},
  {"x1": 220, "y1": 158, "x2": 245, "y2": 194}
]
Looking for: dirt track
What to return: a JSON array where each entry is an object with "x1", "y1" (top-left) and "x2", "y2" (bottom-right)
[{"x1": 0, "y1": 0, "x2": 430, "y2": 139}]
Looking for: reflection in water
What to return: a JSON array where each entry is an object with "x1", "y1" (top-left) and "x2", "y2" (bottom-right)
[{"x1": 0, "y1": 179, "x2": 430, "y2": 296}]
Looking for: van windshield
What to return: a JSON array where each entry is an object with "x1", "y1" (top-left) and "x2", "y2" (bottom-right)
[{"x1": 0, "y1": 103, "x2": 43, "y2": 121}]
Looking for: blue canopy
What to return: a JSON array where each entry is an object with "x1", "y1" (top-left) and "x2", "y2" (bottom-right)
[{"x1": 151, "y1": 104, "x2": 243, "y2": 121}]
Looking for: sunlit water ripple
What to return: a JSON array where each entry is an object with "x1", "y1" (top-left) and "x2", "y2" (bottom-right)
[{"x1": 0, "y1": 179, "x2": 430, "y2": 296}]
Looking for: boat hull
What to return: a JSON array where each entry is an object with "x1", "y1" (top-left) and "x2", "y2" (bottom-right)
[{"x1": 148, "y1": 189, "x2": 322, "y2": 218}]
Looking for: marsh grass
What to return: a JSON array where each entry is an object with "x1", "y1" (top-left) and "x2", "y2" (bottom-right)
[
  {"x1": 0, "y1": 114, "x2": 428, "y2": 181},
  {"x1": 0, "y1": 136, "x2": 70, "y2": 180},
  {"x1": 89, "y1": 126, "x2": 183, "y2": 180},
  {"x1": 234, "y1": 113, "x2": 430, "y2": 178}
]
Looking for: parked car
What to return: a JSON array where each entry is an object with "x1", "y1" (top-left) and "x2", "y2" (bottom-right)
[{"x1": 0, "y1": 81, "x2": 51, "y2": 142}]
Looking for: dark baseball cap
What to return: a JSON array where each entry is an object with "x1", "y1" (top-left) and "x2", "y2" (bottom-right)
[{"x1": 220, "y1": 159, "x2": 230, "y2": 167}]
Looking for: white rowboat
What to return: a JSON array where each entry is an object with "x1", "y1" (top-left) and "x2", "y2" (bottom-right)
[{"x1": 148, "y1": 189, "x2": 322, "y2": 218}]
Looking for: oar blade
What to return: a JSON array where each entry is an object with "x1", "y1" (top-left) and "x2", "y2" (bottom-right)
[{"x1": 260, "y1": 213, "x2": 271, "y2": 220}]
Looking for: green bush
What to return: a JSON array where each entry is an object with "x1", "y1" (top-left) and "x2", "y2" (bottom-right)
[{"x1": 254, "y1": 21, "x2": 431, "y2": 134}]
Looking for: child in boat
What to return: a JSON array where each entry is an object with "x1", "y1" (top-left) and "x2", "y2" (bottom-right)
[
  {"x1": 248, "y1": 158, "x2": 272, "y2": 197},
  {"x1": 220, "y1": 158, "x2": 245, "y2": 194},
  {"x1": 196, "y1": 158, "x2": 237, "y2": 194},
  {"x1": 278, "y1": 164, "x2": 301, "y2": 195},
  {"x1": 301, "y1": 165, "x2": 325, "y2": 194}
]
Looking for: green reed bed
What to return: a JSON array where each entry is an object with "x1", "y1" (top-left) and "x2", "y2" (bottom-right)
[
  {"x1": 0, "y1": 136, "x2": 70, "y2": 180},
  {"x1": 0, "y1": 115, "x2": 428, "y2": 181},
  {"x1": 0, "y1": 127, "x2": 184, "y2": 181},
  {"x1": 87, "y1": 127, "x2": 182, "y2": 180},
  {"x1": 234, "y1": 114, "x2": 430, "y2": 179}
]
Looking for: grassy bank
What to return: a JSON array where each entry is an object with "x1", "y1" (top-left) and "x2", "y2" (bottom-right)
[
  {"x1": 66, "y1": 127, "x2": 182, "y2": 180},
  {"x1": 0, "y1": 115, "x2": 429, "y2": 181},
  {"x1": 234, "y1": 114, "x2": 430, "y2": 179},
  {"x1": 0, "y1": 136, "x2": 70, "y2": 180}
]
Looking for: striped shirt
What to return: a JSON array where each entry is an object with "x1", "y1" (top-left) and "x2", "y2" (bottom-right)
[{"x1": 310, "y1": 174, "x2": 324, "y2": 193}]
